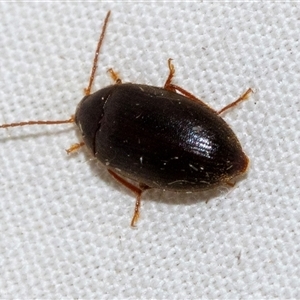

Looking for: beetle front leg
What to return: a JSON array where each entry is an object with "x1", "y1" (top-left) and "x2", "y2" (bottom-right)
[
  {"x1": 107, "y1": 169, "x2": 149, "y2": 227},
  {"x1": 66, "y1": 142, "x2": 85, "y2": 154},
  {"x1": 107, "y1": 68, "x2": 122, "y2": 84}
]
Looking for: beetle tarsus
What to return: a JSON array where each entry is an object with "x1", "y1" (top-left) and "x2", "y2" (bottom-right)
[
  {"x1": 131, "y1": 193, "x2": 141, "y2": 227},
  {"x1": 164, "y1": 58, "x2": 176, "y2": 91},
  {"x1": 107, "y1": 68, "x2": 122, "y2": 84},
  {"x1": 66, "y1": 142, "x2": 85, "y2": 154},
  {"x1": 218, "y1": 88, "x2": 253, "y2": 115},
  {"x1": 131, "y1": 183, "x2": 150, "y2": 227}
]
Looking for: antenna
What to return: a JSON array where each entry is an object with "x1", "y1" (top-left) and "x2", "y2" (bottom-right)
[
  {"x1": 0, "y1": 11, "x2": 111, "y2": 129},
  {"x1": 0, "y1": 117, "x2": 75, "y2": 129},
  {"x1": 85, "y1": 10, "x2": 111, "y2": 96}
]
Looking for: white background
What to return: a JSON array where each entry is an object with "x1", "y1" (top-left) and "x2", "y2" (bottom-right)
[{"x1": 0, "y1": 2, "x2": 299, "y2": 299}]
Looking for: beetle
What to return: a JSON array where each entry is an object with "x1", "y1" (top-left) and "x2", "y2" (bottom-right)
[{"x1": 0, "y1": 11, "x2": 251, "y2": 226}]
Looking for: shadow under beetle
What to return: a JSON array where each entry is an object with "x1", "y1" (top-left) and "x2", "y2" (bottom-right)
[{"x1": 0, "y1": 11, "x2": 252, "y2": 226}]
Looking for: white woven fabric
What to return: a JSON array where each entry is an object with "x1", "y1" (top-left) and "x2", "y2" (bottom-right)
[{"x1": 0, "y1": 3, "x2": 299, "y2": 299}]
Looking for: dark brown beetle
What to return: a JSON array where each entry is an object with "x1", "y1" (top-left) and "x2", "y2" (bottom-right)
[{"x1": 0, "y1": 11, "x2": 251, "y2": 226}]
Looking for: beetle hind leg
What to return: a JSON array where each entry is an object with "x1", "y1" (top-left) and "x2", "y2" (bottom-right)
[
  {"x1": 107, "y1": 169, "x2": 149, "y2": 227},
  {"x1": 217, "y1": 88, "x2": 253, "y2": 115}
]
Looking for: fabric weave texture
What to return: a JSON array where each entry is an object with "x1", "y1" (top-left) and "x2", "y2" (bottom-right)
[{"x1": 0, "y1": 3, "x2": 299, "y2": 299}]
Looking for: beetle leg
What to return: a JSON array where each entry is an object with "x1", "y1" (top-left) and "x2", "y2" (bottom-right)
[
  {"x1": 164, "y1": 59, "x2": 252, "y2": 114},
  {"x1": 164, "y1": 58, "x2": 176, "y2": 91},
  {"x1": 225, "y1": 181, "x2": 235, "y2": 187},
  {"x1": 168, "y1": 83, "x2": 218, "y2": 114},
  {"x1": 66, "y1": 142, "x2": 85, "y2": 154},
  {"x1": 107, "y1": 169, "x2": 149, "y2": 226},
  {"x1": 107, "y1": 68, "x2": 122, "y2": 84},
  {"x1": 163, "y1": 59, "x2": 214, "y2": 109},
  {"x1": 217, "y1": 88, "x2": 253, "y2": 115}
]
